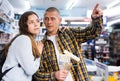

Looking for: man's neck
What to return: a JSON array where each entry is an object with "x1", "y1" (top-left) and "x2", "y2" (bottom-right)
[{"x1": 47, "y1": 31, "x2": 57, "y2": 36}]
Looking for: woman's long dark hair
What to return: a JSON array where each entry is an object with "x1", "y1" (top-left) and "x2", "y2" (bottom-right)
[{"x1": 4, "y1": 11, "x2": 40, "y2": 59}]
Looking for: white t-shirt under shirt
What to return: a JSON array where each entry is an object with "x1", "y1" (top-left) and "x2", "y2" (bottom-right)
[{"x1": 47, "y1": 35, "x2": 73, "y2": 81}]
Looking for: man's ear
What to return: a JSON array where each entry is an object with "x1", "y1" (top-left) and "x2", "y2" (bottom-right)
[{"x1": 59, "y1": 17, "x2": 62, "y2": 22}]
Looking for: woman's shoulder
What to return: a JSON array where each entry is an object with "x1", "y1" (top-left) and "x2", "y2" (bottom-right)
[
  {"x1": 17, "y1": 35, "x2": 30, "y2": 39},
  {"x1": 12, "y1": 35, "x2": 31, "y2": 45},
  {"x1": 15, "y1": 35, "x2": 30, "y2": 41}
]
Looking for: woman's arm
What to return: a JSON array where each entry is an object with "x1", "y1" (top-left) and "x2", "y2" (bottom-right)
[{"x1": 13, "y1": 35, "x2": 40, "y2": 75}]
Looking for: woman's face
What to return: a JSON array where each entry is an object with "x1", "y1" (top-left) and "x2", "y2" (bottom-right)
[{"x1": 27, "y1": 14, "x2": 40, "y2": 35}]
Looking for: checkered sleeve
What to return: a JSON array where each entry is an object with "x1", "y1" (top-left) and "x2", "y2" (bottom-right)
[
  {"x1": 33, "y1": 67, "x2": 57, "y2": 81},
  {"x1": 70, "y1": 15, "x2": 103, "y2": 43},
  {"x1": 32, "y1": 41, "x2": 59, "y2": 81}
]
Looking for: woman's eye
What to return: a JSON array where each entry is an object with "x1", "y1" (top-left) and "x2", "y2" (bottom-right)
[
  {"x1": 37, "y1": 20, "x2": 40, "y2": 23},
  {"x1": 29, "y1": 21, "x2": 34, "y2": 24}
]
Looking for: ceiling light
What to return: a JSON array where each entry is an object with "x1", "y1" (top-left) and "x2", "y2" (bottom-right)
[
  {"x1": 107, "y1": 0, "x2": 120, "y2": 9},
  {"x1": 51, "y1": 0, "x2": 57, "y2": 1},
  {"x1": 25, "y1": 0, "x2": 31, "y2": 10},
  {"x1": 71, "y1": 22, "x2": 90, "y2": 25},
  {"x1": 66, "y1": 0, "x2": 78, "y2": 10}
]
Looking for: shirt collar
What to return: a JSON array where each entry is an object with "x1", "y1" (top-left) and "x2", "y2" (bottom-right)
[{"x1": 42, "y1": 28, "x2": 64, "y2": 42}]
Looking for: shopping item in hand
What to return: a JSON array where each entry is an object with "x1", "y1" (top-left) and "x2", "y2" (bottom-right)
[
  {"x1": 59, "y1": 54, "x2": 72, "y2": 71},
  {"x1": 64, "y1": 50, "x2": 80, "y2": 62}
]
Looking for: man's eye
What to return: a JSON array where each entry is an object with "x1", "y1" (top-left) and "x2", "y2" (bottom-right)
[
  {"x1": 51, "y1": 18, "x2": 55, "y2": 20},
  {"x1": 45, "y1": 18, "x2": 48, "y2": 21}
]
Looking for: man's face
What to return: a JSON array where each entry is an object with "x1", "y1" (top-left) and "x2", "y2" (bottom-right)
[{"x1": 43, "y1": 11, "x2": 62, "y2": 36}]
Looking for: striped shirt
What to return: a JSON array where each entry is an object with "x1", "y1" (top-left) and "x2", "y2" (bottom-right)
[{"x1": 33, "y1": 16, "x2": 103, "y2": 81}]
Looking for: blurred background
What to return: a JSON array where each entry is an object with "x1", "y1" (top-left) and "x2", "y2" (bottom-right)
[{"x1": 0, "y1": 0, "x2": 120, "y2": 81}]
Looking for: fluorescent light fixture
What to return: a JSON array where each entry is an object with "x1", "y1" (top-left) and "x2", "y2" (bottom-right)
[
  {"x1": 107, "y1": 0, "x2": 120, "y2": 9},
  {"x1": 107, "y1": 19, "x2": 120, "y2": 26},
  {"x1": 61, "y1": 22, "x2": 67, "y2": 24},
  {"x1": 71, "y1": 22, "x2": 90, "y2": 24},
  {"x1": 25, "y1": 0, "x2": 31, "y2": 9},
  {"x1": 66, "y1": 0, "x2": 78, "y2": 10},
  {"x1": 104, "y1": 6, "x2": 120, "y2": 18}
]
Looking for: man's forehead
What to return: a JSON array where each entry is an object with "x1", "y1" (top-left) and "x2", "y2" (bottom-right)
[{"x1": 44, "y1": 11, "x2": 60, "y2": 17}]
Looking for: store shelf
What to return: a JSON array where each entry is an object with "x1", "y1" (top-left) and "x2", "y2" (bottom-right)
[
  {"x1": 0, "y1": 28, "x2": 4, "y2": 33},
  {"x1": 0, "y1": 16, "x2": 5, "y2": 22},
  {"x1": 0, "y1": 12, "x2": 11, "y2": 22}
]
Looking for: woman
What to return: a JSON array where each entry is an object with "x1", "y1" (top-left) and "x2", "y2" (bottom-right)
[{"x1": 2, "y1": 11, "x2": 43, "y2": 81}]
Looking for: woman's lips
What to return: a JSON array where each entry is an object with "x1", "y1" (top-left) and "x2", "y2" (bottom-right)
[
  {"x1": 48, "y1": 25, "x2": 53, "y2": 28},
  {"x1": 34, "y1": 28, "x2": 40, "y2": 30}
]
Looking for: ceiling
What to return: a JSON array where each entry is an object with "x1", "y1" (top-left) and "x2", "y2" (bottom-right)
[
  {"x1": 6, "y1": 0, "x2": 120, "y2": 26},
  {"x1": 8, "y1": 0, "x2": 116, "y2": 12},
  {"x1": 27, "y1": 0, "x2": 115, "y2": 9}
]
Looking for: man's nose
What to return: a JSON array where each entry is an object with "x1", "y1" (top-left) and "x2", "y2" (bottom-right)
[{"x1": 48, "y1": 19, "x2": 52, "y2": 23}]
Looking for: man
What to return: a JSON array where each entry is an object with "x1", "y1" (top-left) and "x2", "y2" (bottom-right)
[{"x1": 33, "y1": 3, "x2": 103, "y2": 81}]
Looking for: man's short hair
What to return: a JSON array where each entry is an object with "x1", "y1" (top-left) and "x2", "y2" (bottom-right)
[{"x1": 45, "y1": 7, "x2": 60, "y2": 15}]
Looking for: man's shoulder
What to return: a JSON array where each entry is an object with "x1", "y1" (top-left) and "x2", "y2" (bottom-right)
[{"x1": 59, "y1": 27, "x2": 71, "y2": 33}]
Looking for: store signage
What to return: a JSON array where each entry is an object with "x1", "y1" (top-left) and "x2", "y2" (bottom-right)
[
  {"x1": 95, "y1": 38, "x2": 108, "y2": 45},
  {"x1": 103, "y1": 16, "x2": 108, "y2": 27},
  {"x1": 96, "y1": 61, "x2": 108, "y2": 81}
]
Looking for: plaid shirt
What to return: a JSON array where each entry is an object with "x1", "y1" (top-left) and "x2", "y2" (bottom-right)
[{"x1": 33, "y1": 16, "x2": 103, "y2": 81}]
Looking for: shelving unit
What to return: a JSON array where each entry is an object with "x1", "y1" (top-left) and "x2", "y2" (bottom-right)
[
  {"x1": 0, "y1": 0, "x2": 14, "y2": 51},
  {"x1": 82, "y1": 44, "x2": 93, "y2": 60},
  {"x1": 109, "y1": 32, "x2": 120, "y2": 66},
  {"x1": 94, "y1": 37, "x2": 110, "y2": 65}
]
